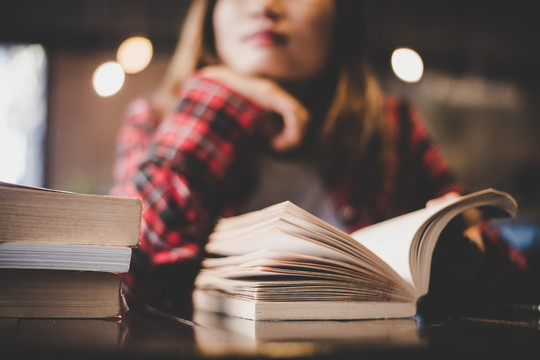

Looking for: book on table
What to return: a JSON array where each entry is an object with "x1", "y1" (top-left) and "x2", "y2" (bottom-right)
[
  {"x1": 0, "y1": 316, "x2": 125, "y2": 349},
  {"x1": 193, "y1": 188, "x2": 518, "y2": 321},
  {"x1": 193, "y1": 309, "x2": 423, "y2": 344},
  {"x1": 0, "y1": 181, "x2": 142, "y2": 318}
]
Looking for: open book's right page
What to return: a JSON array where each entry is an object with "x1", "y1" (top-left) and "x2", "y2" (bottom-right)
[
  {"x1": 349, "y1": 201, "x2": 455, "y2": 288},
  {"x1": 349, "y1": 189, "x2": 517, "y2": 292}
]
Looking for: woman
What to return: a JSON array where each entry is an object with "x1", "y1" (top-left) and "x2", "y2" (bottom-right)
[{"x1": 111, "y1": 0, "x2": 528, "y2": 316}]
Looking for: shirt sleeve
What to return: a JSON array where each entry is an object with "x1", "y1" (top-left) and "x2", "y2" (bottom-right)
[
  {"x1": 110, "y1": 97, "x2": 158, "y2": 193},
  {"x1": 110, "y1": 74, "x2": 266, "y2": 314}
]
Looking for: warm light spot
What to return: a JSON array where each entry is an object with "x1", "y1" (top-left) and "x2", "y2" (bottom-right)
[
  {"x1": 391, "y1": 48, "x2": 424, "y2": 83},
  {"x1": 116, "y1": 36, "x2": 153, "y2": 74},
  {"x1": 93, "y1": 61, "x2": 125, "y2": 97}
]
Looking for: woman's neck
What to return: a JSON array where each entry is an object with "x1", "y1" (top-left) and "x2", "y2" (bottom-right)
[
  {"x1": 278, "y1": 73, "x2": 335, "y2": 112},
  {"x1": 267, "y1": 74, "x2": 335, "y2": 162}
]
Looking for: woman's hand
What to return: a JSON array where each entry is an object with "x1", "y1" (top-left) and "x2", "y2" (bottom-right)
[
  {"x1": 425, "y1": 192, "x2": 488, "y2": 300},
  {"x1": 426, "y1": 191, "x2": 485, "y2": 252},
  {"x1": 199, "y1": 65, "x2": 309, "y2": 152},
  {"x1": 425, "y1": 191, "x2": 461, "y2": 208}
]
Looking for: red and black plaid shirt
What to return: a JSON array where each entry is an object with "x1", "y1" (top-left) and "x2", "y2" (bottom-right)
[{"x1": 111, "y1": 74, "x2": 529, "y2": 315}]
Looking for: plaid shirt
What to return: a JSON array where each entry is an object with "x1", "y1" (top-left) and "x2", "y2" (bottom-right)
[{"x1": 111, "y1": 74, "x2": 529, "y2": 315}]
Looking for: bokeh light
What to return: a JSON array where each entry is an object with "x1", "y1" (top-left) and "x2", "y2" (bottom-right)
[
  {"x1": 116, "y1": 36, "x2": 153, "y2": 74},
  {"x1": 92, "y1": 61, "x2": 125, "y2": 97},
  {"x1": 391, "y1": 48, "x2": 424, "y2": 83}
]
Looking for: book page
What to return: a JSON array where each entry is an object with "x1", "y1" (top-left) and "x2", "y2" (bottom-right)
[
  {"x1": 193, "y1": 310, "x2": 423, "y2": 343},
  {"x1": 350, "y1": 189, "x2": 518, "y2": 292},
  {"x1": 0, "y1": 182, "x2": 142, "y2": 247},
  {"x1": 193, "y1": 289, "x2": 417, "y2": 320},
  {"x1": 208, "y1": 218, "x2": 408, "y2": 287},
  {"x1": 212, "y1": 202, "x2": 405, "y2": 283},
  {"x1": 195, "y1": 272, "x2": 407, "y2": 302},
  {"x1": 207, "y1": 226, "x2": 375, "y2": 269},
  {"x1": 203, "y1": 249, "x2": 415, "y2": 299},
  {"x1": 349, "y1": 204, "x2": 447, "y2": 288},
  {"x1": 0, "y1": 243, "x2": 132, "y2": 273}
]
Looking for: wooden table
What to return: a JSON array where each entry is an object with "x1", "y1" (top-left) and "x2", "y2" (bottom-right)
[{"x1": 3, "y1": 303, "x2": 540, "y2": 359}]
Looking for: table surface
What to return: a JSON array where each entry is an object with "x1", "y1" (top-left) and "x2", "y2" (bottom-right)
[{"x1": 3, "y1": 303, "x2": 540, "y2": 360}]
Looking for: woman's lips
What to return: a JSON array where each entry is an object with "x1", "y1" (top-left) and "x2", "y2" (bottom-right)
[{"x1": 246, "y1": 30, "x2": 288, "y2": 46}]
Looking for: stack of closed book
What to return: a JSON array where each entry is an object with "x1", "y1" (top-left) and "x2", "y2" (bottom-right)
[{"x1": 0, "y1": 181, "x2": 142, "y2": 318}]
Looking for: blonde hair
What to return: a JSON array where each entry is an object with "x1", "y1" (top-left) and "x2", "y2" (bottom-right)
[
  {"x1": 154, "y1": 0, "x2": 390, "y2": 197},
  {"x1": 152, "y1": 0, "x2": 216, "y2": 113}
]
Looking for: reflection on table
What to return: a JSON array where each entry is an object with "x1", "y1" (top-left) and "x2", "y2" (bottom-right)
[{"x1": 3, "y1": 303, "x2": 540, "y2": 359}]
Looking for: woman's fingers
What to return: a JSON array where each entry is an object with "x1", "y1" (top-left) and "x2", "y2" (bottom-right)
[
  {"x1": 425, "y1": 191, "x2": 461, "y2": 208},
  {"x1": 268, "y1": 90, "x2": 309, "y2": 151},
  {"x1": 199, "y1": 66, "x2": 310, "y2": 151}
]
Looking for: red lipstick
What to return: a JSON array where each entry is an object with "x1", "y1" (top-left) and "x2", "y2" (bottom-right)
[{"x1": 247, "y1": 30, "x2": 287, "y2": 46}]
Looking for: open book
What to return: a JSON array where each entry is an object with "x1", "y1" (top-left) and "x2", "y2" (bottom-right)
[{"x1": 193, "y1": 189, "x2": 518, "y2": 321}]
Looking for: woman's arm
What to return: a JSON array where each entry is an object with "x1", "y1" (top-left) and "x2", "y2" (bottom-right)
[
  {"x1": 199, "y1": 65, "x2": 309, "y2": 151},
  {"x1": 111, "y1": 74, "x2": 268, "y2": 314},
  {"x1": 111, "y1": 97, "x2": 159, "y2": 192}
]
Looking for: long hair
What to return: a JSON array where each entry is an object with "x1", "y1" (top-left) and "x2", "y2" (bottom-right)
[{"x1": 153, "y1": 0, "x2": 390, "y2": 200}]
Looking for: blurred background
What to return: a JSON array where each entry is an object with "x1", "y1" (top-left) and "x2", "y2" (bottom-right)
[{"x1": 0, "y1": 0, "x2": 539, "y2": 223}]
